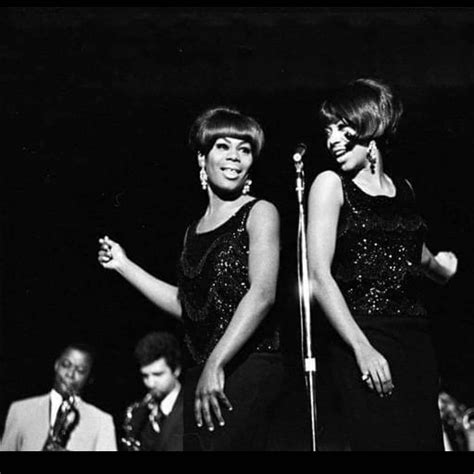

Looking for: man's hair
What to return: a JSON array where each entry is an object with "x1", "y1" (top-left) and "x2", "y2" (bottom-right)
[
  {"x1": 134, "y1": 332, "x2": 182, "y2": 372},
  {"x1": 58, "y1": 342, "x2": 96, "y2": 368}
]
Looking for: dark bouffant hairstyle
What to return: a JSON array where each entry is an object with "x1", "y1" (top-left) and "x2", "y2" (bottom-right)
[
  {"x1": 134, "y1": 332, "x2": 182, "y2": 372},
  {"x1": 320, "y1": 78, "x2": 403, "y2": 150},
  {"x1": 189, "y1": 106, "x2": 265, "y2": 158}
]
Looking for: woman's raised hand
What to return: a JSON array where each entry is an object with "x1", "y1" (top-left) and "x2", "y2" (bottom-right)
[
  {"x1": 434, "y1": 251, "x2": 458, "y2": 282},
  {"x1": 98, "y1": 236, "x2": 128, "y2": 271}
]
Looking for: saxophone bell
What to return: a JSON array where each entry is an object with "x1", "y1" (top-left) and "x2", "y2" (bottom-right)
[
  {"x1": 439, "y1": 391, "x2": 474, "y2": 451},
  {"x1": 121, "y1": 393, "x2": 156, "y2": 452},
  {"x1": 463, "y1": 407, "x2": 474, "y2": 431}
]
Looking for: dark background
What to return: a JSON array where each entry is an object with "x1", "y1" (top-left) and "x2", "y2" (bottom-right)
[{"x1": 1, "y1": 7, "x2": 474, "y2": 451}]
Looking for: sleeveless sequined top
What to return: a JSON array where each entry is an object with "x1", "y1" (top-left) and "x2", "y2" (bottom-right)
[
  {"x1": 333, "y1": 173, "x2": 429, "y2": 320},
  {"x1": 177, "y1": 199, "x2": 280, "y2": 366}
]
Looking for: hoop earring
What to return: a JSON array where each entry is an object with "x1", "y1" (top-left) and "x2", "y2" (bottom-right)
[
  {"x1": 242, "y1": 179, "x2": 252, "y2": 196},
  {"x1": 367, "y1": 142, "x2": 377, "y2": 175},
  {"x1": 200, "y1": 167, "x2": 208, "y2": 191}
]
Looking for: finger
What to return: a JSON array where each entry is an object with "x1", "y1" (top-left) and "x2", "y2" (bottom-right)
[
  {"x1": 381, "y1": 378, "x2": 393, "y2": 396},
  {"x1": 194, "y1": 397, "x2": 203, "y2": 429},
  {"x1": 101, "y1": 241, "x2": 113, "y2": 252},
  {"x1": 217, "y1": 391, "x2": 233, "y2": 412},
  {"x1": 380, "y1": 363, "x2": 394, "y2": 395},
  {"x1": 99, "y1": 237, "x2": 111, "y2": 246},
  {"x1": 372, "y1": 371, "x2": 384, "y2": 396},
  {"x1": 385, "y1": 384, "x2": 395, "y2": 397},
  {"x1": 98, "y1": 242, "x2": 112, "y2": 255},
  {"x1": 374, "y1": 370, "x2": 391, "y2": 398},
  {"x1": 201, "y1": 397, "x2": 215, "y2": 432},
  {"x1": 361, "y1": 372, "x2": 375, "y2": 391},
  {"x1": 209, "y1": 394, "x2": 226, "y2": 427},
  {"x1": 104, "y1": 236, "x2": 117, "y2": 247}
]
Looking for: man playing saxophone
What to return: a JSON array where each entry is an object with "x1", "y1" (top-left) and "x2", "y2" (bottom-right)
[
  {"x1": 42, "y1": 389, "x2": 80, "y2": 452},
  {"x1": 122, "y1": 332, "x2": 183, "y2": 452},
  {"x1": 439, "y1": 391, "x2": 474, "y2": 451},
  {"x1": 1, "y1": 343, "x2": 117, "y2": 451}
]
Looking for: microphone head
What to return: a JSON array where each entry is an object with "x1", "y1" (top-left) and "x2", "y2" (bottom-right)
[{"x1": 293, "y1": 143, "x2": 307, "y2": 163}]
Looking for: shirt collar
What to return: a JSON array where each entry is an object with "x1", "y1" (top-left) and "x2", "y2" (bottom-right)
[
  {"x1": 160, "y1": 382, "x2": 181, "y2": 417},
  {"x1": 50, "y1": 389, "x2": 63, "y2": 405},
  {"x1": 50, "y1": 389, "x2": 81, "y2": 403}
]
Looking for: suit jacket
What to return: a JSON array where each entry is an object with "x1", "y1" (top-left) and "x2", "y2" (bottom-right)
[
  {"x1": 139, "y1": 390, "x2": 183, "y2": 452},
  {"x1": 0, "y1": 394, "x2": 117, "y2": 452}
]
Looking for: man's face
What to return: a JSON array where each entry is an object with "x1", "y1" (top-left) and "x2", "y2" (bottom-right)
[
  {"x1": 140, "y1": 358, "x2": 180, "y2": 401},
  {"x1": 53, "y1": 348, "x2": 92, "y2": 397}
]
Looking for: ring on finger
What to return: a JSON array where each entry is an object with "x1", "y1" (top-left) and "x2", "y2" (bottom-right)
[{"x1": 362, "y1": 373, "x2": 370, "y2": 382}]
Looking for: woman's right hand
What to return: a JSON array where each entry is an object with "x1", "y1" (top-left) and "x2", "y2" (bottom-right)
[
  {"x1": 98, "y1": 236, "x2": 128, "y2": 271},
  {"x1": 194, "y1": 360, "x2": 233, "y2": 432},
  {"x1": 354, "y1": 343, "x2": 394, "y2": 398}
]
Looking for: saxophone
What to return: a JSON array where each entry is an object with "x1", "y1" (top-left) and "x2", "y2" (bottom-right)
[
  {"x1": 121, "y1": 393, "x2": 156, "y2": 452},
  {"x1": 439, "y1": 391, "x2": 474, "y2": 451},
  {"x1": 43, "y1": 393, "x2": 80, "y2": 452}
]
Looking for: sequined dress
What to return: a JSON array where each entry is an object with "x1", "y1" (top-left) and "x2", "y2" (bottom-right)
[
  {"x1": 328, "y1": 173, "x2": 443, "y2": 451},
  {"x1": 333, "y1": 174, "x2": 428, "y2": 321},
  {"x1": 177, "y1": 199, "x2": 284, "y2": 451},
  {"x1": 177, "y1": 199, "x2": 280, "y2": 366}
]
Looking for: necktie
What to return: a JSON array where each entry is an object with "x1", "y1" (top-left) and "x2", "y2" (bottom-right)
[{"x1": 149, "y1": 403, "x2": 166, "y2": 433}]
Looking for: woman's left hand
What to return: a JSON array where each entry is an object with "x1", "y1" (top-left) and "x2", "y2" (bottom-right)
[
  {"x1": 434, "y1": 251, "x2": 458, "y2": 281},
  {"x1": 194, "y1": 362, "x2": 233, "y2": 432}
]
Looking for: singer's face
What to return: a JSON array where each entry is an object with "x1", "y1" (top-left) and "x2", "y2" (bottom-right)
[
  {"x1": 141, "y1": 358, "x2": 180, "y2": 400},
  {"x1": 201, "y1": 137, "x2": 253, "y2": 194},
  {"x1": 325, "y1": 121, "x2": 368, "y2": 172},
  {"x1": 53, "y1": 348, "x2": 92, "y2": 397}
]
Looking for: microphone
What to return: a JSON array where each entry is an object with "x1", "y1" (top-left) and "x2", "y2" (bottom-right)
[{"x1": 293, "y1": 143, "x2": 307, "y2": 163}]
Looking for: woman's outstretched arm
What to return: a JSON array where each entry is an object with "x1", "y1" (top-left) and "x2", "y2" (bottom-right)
[{"x1": 98, "y1": 236, "x2": 182, "y2": 320}]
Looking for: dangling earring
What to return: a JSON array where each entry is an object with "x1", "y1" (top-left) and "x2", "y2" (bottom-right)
[
  {"x1": 242, "y1": 179, "x2": 252, "y2": 196},
  {"x1": 367, "y1": 141, "x2": 377, "y2": 175},
  {"x1": 200, "y1": 167, "x2": 208, "y2": 191}
]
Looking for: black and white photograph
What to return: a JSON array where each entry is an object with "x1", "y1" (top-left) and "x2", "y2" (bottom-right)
[{"x1": 1, "y1": 7, "x2": 473, "y2": 456}]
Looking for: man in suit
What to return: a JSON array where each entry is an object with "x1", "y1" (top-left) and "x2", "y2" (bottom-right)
[
  {"x1": 121, "y1": 332, "x2": 183, "y2": 452},
  {"x1": 0, "y1": 343, "x2": 117, "y2": 451}
]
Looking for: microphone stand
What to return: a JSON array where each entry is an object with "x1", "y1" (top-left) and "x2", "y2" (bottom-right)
[{"x1": 294, "y1": 152, "x2": 319, "y2": 452}]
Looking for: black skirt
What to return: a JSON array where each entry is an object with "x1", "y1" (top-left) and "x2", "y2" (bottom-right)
[
  {"x1": 329, "y1": 315, "x2": 444, "y2": 451},
  {"x1": 183, "y1": 352, "x2": 284, "y2": 452}
]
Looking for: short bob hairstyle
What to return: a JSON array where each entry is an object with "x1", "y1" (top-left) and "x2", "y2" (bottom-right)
[
  {"x1": 134, "y1": 332, "x2": 182, "y2": 372},
  {"x1": 189, "y1": 106, "x2": 265, "y2": 158},
  {"x1": 320, "y1": 78, "x2": 403, "y2": 149}
]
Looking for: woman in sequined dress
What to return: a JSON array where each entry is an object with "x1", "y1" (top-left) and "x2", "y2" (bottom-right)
[
  {"x1": 98, "y1": 107, "x2": 283, "y2": 451},
  {"x1": 307, "y1": 78, "x2": 458, "y2": 451}
]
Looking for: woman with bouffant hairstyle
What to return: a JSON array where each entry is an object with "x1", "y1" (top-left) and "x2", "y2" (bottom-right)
[
  {"x1": 99, "y1": 106, "x2": 283, "y2": 451},
  {"x1": 308, "y1": 78, "x2": 457, "y2": 451}
]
